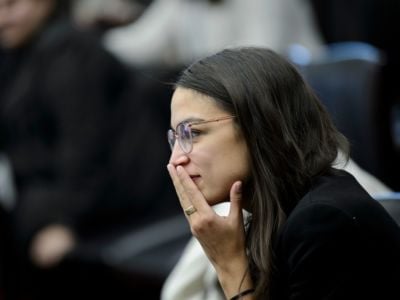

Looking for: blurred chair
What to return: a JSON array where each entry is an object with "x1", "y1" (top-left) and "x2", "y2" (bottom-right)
[
  {"x1": 100, "y1": 214, "x2": 191, "y2": 289},
  {"x1": 66, "y1": 213, "x2": 191, "y2": 300},
  {"x1": 292, "y1": 42, "x2": 398, "y2": 189},
  {"x1": 374, "y1": 193, "x2": 400, "y2": 225}
]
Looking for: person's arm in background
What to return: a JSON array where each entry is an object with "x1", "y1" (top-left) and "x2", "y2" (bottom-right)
[{"x1": 103, "y1": 0, "x2": 181, "y2": 67}]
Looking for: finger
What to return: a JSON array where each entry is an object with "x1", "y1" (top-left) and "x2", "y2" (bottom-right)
[
  {"x1": 228, "y1": 181, "x2": 243, "y2": 219},
  {"x1": 167, "y1": 164, "x2": 192, "y2": 210},
  {"x1": 176, "y1": 165, "x2": 213, "y2": 214}
]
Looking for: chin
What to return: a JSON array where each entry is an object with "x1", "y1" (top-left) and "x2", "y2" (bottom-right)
[
  {"x1": 206, "y1": 199, "x2": 222, "y2": 206},
  {"x1": 203, "y1": 192, "x2": 228, "y2": 207}
]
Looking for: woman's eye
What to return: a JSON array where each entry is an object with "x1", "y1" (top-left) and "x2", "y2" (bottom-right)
[{"x1": 191, "y1": 129, "x2": 202, "y2": 138}]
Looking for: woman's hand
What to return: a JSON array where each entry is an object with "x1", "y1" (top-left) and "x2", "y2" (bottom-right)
[{"x1": 167, "y1": 164, "x2": 254, "y2": 298}]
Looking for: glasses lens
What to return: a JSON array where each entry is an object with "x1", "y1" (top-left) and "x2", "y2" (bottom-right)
[
  {"x1": 177, "y1": 123, "x2": 192, "y2": 153},
  {"x1": 167, "y1": 129, "x2": 175, "y2": 150}
]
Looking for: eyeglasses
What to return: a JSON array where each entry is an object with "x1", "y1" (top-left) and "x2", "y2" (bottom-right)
[{"x1": 168, "y1": 116, "x2": 235, "y2": 154}]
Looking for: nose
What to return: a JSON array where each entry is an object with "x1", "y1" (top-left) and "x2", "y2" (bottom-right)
[{"x1": 169, "y1": 142, "x2": 189, "y2": 166}]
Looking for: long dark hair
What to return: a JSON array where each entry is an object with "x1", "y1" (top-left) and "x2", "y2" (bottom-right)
[{"x1": 175, "y1": 47, "x2": 348, "y2": 298}]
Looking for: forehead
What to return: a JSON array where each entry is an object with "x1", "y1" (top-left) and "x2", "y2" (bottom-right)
[{"x1": 170, "y1": 87, "x2": 226, "y2": 127}]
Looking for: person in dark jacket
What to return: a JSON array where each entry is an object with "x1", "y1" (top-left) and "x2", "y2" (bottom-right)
[
  {"x1": 0, "y1": 0, "x2": 164, "y2": 298},
  {"x1": 0, "y1": 0, "x2": 130, "y2": 263},
  {"x1": 166, "y1": 47, "x2": 400, "y2": 300}
]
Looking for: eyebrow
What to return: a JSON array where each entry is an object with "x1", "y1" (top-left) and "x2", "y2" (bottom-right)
[{"x1": 171, "y1": 117, "x2": 205, "y2": 129}]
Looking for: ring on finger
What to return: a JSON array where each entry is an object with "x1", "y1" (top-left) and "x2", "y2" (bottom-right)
[{"x1": 184, "y1": 205, "x2": 197, "y2": 216}]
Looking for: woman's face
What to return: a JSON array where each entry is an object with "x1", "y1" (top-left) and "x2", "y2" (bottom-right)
[
  {"x1": 169, "y1": 87, "x2": 250, "y2": 206},
  {"x1": 0, "y1": 0, "x2": 55, "y2": 49}
]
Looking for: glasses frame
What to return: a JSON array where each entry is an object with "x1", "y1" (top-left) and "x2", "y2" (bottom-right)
[{"x1": 168, "y1": 115, "x2": 235, "y2": 154}]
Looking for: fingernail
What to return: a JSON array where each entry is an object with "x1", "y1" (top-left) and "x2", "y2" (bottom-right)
[
  {"x1": 236, "y1": 181, "x2": 242, "y2": 193},
  {"x1": 177, "y1": 165, "x2": 183, "y2": 174}
]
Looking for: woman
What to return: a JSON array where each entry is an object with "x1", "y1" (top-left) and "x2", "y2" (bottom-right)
[{"x1": 166, "y1": 47, "x2": 400, "y2": 300}]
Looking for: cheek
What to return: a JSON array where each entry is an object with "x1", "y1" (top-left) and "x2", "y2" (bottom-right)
[
  {"x1": 190, "y1": 150, "x2": 228, "y2": 204},
  {"x1": 219, "y1": 137, "x2": 250, "y2": 181},
  {"x1": 197, "y1": 146, "x2": 250, "y2": 204}
]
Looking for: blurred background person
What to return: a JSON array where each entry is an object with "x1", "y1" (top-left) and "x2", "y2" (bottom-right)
[
  {"x1": 102, "y1": 0, "x2": 324, "y2": 68},
  {"x1": 0, "y1": 0, "x2": 166, "y2": 298},
  {"x1": 72, "y1": 0, "x2": 150, "y2": 33}
]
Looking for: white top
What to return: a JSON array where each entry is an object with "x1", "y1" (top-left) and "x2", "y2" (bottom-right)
[
  {"x1": 161, "y1": 202, "x2": 231, "y2": 300},
  {"x1": 103, "y1": 0, "x2": 324, "y2": 67}
]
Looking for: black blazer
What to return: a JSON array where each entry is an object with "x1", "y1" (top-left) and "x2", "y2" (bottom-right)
[{"x1": 271, "y1": 170, "x2": 400, "y2": 300}]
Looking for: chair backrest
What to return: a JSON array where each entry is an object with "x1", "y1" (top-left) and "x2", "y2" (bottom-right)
[
  {"x1": 374, "y1": 193, "x2": 400, "y2": 226},
  {"x1": 295, "y1": 42, "x2": 390, "y2": 183}
]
